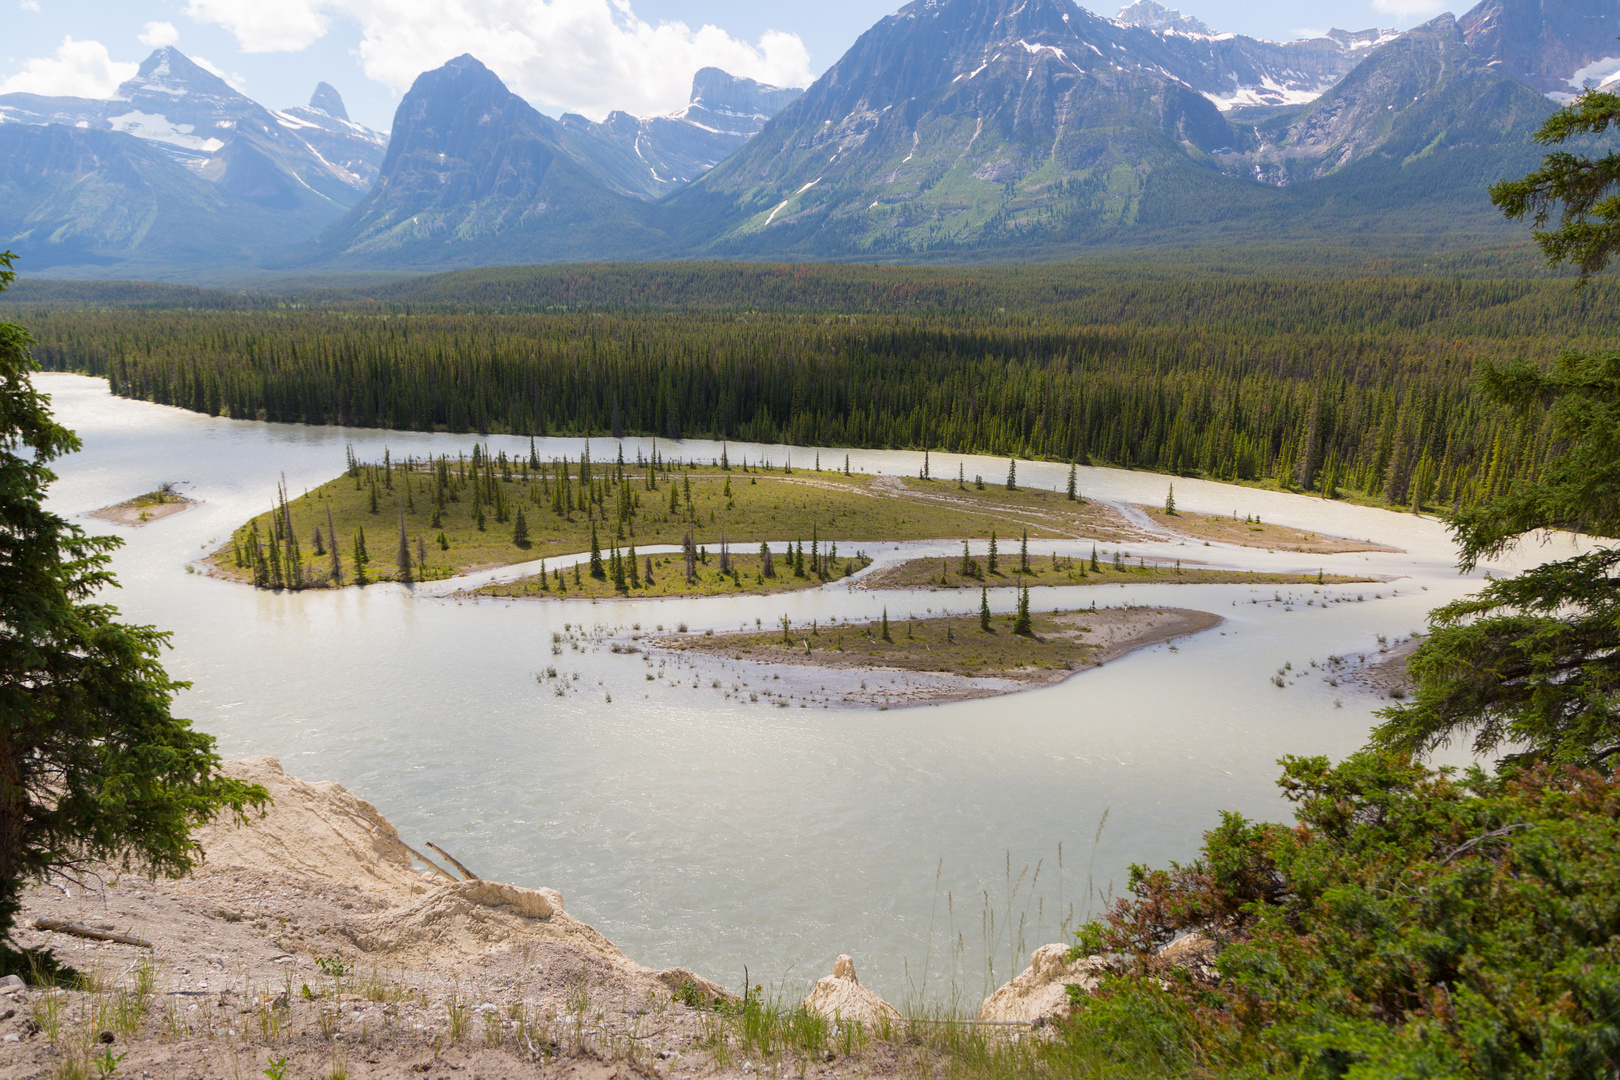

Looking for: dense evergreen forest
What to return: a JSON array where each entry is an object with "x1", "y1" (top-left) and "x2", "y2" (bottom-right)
[{"x1": 24, "y1": 261, "x2": 1619, "y2": 510}]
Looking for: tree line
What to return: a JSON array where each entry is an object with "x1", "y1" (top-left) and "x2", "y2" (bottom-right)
[{"x1": 23, "y1": 274, "x2": 1611, "y2": 508}]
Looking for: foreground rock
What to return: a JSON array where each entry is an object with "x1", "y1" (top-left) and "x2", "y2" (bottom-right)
[
  {"x1": 979, "y1": 944, "x2": 1105, "y2": 1026},
  {"x1": 1, "y1": 757, "x2": 732, "y2": 1079},
  {"x1": 803, "y1": 954, "x2": 901, "y2": 1027}
]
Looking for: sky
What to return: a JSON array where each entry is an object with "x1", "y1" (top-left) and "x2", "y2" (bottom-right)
[{"x1": 1, "y1": 0, "x2": 1465, "y2": 131}]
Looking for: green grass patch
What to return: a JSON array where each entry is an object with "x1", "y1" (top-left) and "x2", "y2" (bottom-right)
[{"x1": 213, "y1": 454, "x2": 1139, "y2": 589}]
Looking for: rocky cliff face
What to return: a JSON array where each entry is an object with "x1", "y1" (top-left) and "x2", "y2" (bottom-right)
[
  {"x1": 0, "y1": 48, "x2": 382, "y2": 206},
  {"x1": 275, "y1": 83, "x2": 389, "y2": 191},
  {"x1": 303, "y1": 54, "x2": 665, "y2": 266},
  {"x1": 1221, "y1": 14, "x2": 1555, "y2": 187},
  {"x1": 1459, "y1": 0, "x2": 1620, "y2": 99},
  {"x1": 559, "y1": 69, "x2": 803, "y2": 198}
]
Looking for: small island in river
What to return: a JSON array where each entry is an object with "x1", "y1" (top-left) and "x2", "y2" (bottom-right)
[
  {"x1": 655, "y1": 604, "x2": 1223, "y2": 706},
  {"x1": 88, "y1": 483, "x2": 195, "y2": 527}
]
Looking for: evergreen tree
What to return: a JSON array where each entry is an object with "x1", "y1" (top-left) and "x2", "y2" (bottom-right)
[
  {"x1": 644, "y1": 555, "x2": 654, "y2": 586},
  {"x1": 396, "y1": 511, "x2": 412, "y2": 584},
  {"x1": 1013, "y1": 583, "x2": 1032, "y2": 635},
  {"x1": 760, "y1": 540, "x2": 776, "y2": 578},
  {"x1": 326, "y1": 505, "x2": 343, "y2": 585},
  {"x1": 959, "y1": 462, "x2": 966, "y2": 490},
  {"x1": 312, "y1": 527, "x2": 325, "y2": 557},
  {"x1": 881, "y1": 608, "x2": 892, "y2": 642},
  {"x1": 627, "y1": 544, "x2": 640, "y2": 588},
  {"x1": 1165, "y1": 483, "x2": 1177, "y2": 515},
  {"x1": 794, "y1": 541, "x2": 806, "y2": 578},
  {"x1": 1066, "y1": 462, "x2": 1078, "y2": 501},
  {"x1": 980, "y1": 587, "x2": 992, "y2": 632},
  {"x1": 352, "y1": 526, "x2": 369, "y2": 585},
  {"x1": 1006, "y1": 458, "x2": 1017, "y2": 490},
  {"x1": 1091, "y1": 544, "x2": 1100, "y2": 573},
  {"x1": 988, "y1": 530, "x2": 999, "y2": 574},
  {"x1": 1019, "y1": 529, "x2": 1029, "y2": 574},
  {"x1": 1489, "y1": 90, "x2": 1620, "y2": 281},
  {"x1": 589, "y1": 522, "x2": 605, "y2": 578},
  {"x1": 612, "y1": 545, "x2": 627, "y2": 592},
  {"x1": 0, "y1": 264, "x2": 267, "y2": 940},
  {"x1": 512, "y1": 506, "x2": 530, "y2": 547}
]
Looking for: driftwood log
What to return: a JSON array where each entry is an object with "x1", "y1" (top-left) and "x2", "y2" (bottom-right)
[
  {"x1": 33, "y1": 918, "x2": 152, "y2": 948},
  {"x1": 426, "y1": 842, "x2": 480, "y2": 881}
]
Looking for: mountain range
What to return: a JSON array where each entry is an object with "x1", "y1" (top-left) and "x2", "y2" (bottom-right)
[{"x1": 2, "y1": 0, "x2": 1616, "y2": 277}]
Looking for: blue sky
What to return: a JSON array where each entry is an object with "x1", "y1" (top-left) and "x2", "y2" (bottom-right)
[{"x1": 2, "y1": 0, "x2": 1460, "y2": 131}]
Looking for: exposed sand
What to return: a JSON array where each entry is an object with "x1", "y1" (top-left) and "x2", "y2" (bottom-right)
[
  {"x1": 653, "y1": 606, "x2": 1223, "y2": 708},
  {"x1": 87, "y1": 497, "x2": 195, "y2": 527},
  {"x1": 0, "y1": 757, "x2": 735, "y2": 1080},
  {"x1": 1135, "y1": 505, "x2": 1401, "y2": 553}
]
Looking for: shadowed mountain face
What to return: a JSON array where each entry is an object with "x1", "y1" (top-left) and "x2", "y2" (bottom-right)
[
  {"x1": 0, "y1": 123, "x2": 331, "y2": 271},
  {"x1": 559, "y1": 69, "x2": 804, "y2": 198},
  {"x1": 1460, "y1": 0, "x2": 1620, "y2": 99},
  {"x1": 300, "y1": 55, "x2": 666, "y2": 267}
]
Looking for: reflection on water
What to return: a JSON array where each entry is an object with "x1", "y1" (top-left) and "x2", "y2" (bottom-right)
[{"x1": 39, "y1": 373, "x2": 1526, "y2": 1004}]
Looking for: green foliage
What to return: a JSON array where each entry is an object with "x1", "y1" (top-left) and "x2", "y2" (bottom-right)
[
  {"x1": 0, "y1": 252, "x2": 266, "y2": 941},
  {"x1": 1066, "y1": 752, "x2": 1620, "y2": 1080},
  {"x1": 1490, "y1": 91, "x2": 1620, "y2": 282},
  {"x1": 23, "y1": 266, "x2": 1620, "y2": 505},
  {"x1": 1375, "y1": 348, "x2": 1620, "y2": 768}
]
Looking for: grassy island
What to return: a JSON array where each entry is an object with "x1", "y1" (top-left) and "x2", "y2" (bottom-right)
[
  {"x1": 472, "y1": 551, "x2": 874, "y2": 601},
  {"x1": 211, "y1": 447, "x2": 1143, "y2": 589},
  {"x1": 859, "y1": 551, "x2": 1378, "y2": 591},
  {"x1": 88, "y1": 482, "x2": 194, "y2": 527},
  {"x1": 657, "y1": 604, "x2": 1222, "y2": 697}
]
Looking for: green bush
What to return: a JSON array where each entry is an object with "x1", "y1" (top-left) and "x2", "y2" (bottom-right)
[{"x1": 1064, "y1": 752, "x2": 1620, "y2": 1079}]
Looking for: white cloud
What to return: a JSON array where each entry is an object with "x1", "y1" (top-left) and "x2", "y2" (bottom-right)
[
  {"x1": 19, "y1": 1, "x2": 42, "y2": 12},
  {"x1": 0, "y1": 36, "x2": 138, "y2": 97},
  {"x1": 190, "y1": 54, "x2": 248, "y2": 91},
  {"x1": 1370, "y1": 0, "x2": 1446, "y2": 22},
  {"x1": 184, "y1": 0, "x2": 814, "y2": 120},
  {"x1": 138, "y1": 21, "x2": 181, "y2": 47}
]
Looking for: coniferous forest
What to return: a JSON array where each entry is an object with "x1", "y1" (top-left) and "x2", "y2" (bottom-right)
[{"x1": 20, "y1": 262, "x2": 1620, "y2": 511}]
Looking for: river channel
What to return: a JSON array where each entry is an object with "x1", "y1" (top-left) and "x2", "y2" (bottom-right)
[{"x1": 39, "y1": 372, "x2": 1539, "y2": 1008}]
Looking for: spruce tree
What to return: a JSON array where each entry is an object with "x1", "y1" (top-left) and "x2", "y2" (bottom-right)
[
  {"x1": 1006, "y1": 459, "x2": 1017, "y2": 490},
  {"x1": 988, "y1": 530, "x2": 999, "y2": 574},
  {"x1": 627, "y1": 544, "x2": 640, "y2": 588},
  {"x1": 512, "y1": 506, "x2": 529, "y2": 547},
  {"x1": 1165, "y1": 483, "x2": 1177, "y2": 515},
  {"x1": 1091, "y1": 544, "x2": 1100, "y2": 572},
  {"x1": 1019, "y1": 529, "x2": 1029, "y2": 575},
  {"x1": 612, "y1": 545, "x2": 627, "y2": 592},
  {"x1": 1013, "y1": 583, "x2": 1032, "y2": 636},
  {"x1": 1066, "y1": 463, "x2": 1078, "y2": 501},
  {"x1": 0, "y1": 267, "x2": 267, "y2": 941},
  {"x1": 396, "y1": 511, "x2": 412, "y2": 584},
  {"x1": 589, "y1": 522, "x2": 605, "y2": 578},
  {"x1": 980, "y1": 587, "x2": 992, "y2": 632},
  {"x1": 644, "y1": 555, "x2": 654, "y2": 586},
  {"x1": 881, "y1": 608, "x2": 892, "y2": 642},
  {"x1": 353, "y1": 526, "x2": 369, "y2": 585},
  {"x1": 326, "y1": 504, "x2": 343, "y2": 585}
]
